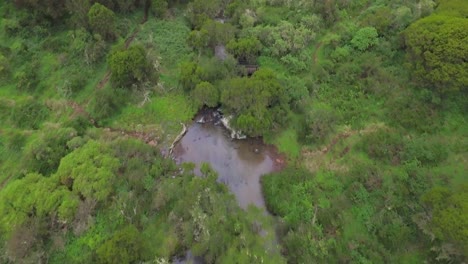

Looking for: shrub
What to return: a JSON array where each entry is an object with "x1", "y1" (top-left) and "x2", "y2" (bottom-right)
[
  {"x1": 23, "y1": 127, "x2": 77, "y2": 175},
  {"x1": 357, "y1": 128, "x2": 404, "y2": 164},
  {"x1": 152, "y1": 0, "x2": 168, "y2": 18},
  {"x1": 10, "y1": 98, "x2": 49, "y2": 129},
  {"x1": 192, "y1": 81, "x2": 219, "y2": 108},
  {"x1": 15, "y1": 62, "x2": 40, "y2": 92},
  {"x1": 350, "y1": 27, "x2": 379, "y2": 51},
  {"x1": 89, "y1": 87, "x2": 128, "y2": 122},
  {"x1": 108, "y1": 45, "x2": 157, "y2": 88},
  {"x1": 179, "y1": 61, "x2": 206, "y2": 91},
  {"x1": 88, "y1": 3, "x2": 116, "y2": 40},
  {"x1": 303, "y1": 103, "x2": 339, "y2": 144},
  {"x1": 402, "y1": 137, "x2": 448, "y2": 166},
  {"x1": 0, "y1": 53, "x2": 9, "y2": 79}
]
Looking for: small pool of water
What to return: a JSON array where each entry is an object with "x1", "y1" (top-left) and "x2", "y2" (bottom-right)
[{"x1": 172, "y1": 111, "x2": 284, "y2": 209}]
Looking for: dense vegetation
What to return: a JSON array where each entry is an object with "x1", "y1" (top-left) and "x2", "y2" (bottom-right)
[{"x1": 0, "y1": 0, "x2": 466, "y2": 263}]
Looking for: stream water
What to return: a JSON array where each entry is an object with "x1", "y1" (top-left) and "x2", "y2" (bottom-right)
[{"x1": 172, "y1": 110, "x2": 285, "y2": 209}]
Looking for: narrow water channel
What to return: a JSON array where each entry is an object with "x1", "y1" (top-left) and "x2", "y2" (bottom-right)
[{"x1": 172, "y1": 110, "x2": 285, "y2": 209}]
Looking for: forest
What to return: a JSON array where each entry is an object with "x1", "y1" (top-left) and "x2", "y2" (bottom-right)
[{"x1": 0, "y1": 0, "x2": 466, "y2": 263}]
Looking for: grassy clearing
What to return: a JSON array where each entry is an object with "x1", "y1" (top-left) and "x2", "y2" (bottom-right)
[
  {"x1": 266, "y1": 128, "x2": 301, "y2": 159},
  {"x1": 110, "y1": 93, "x2": 197, "y2": 145}
]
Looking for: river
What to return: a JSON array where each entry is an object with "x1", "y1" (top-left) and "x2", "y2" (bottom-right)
[{"x1": 172, "y1": 110, "x2": 285, "y2": 209}]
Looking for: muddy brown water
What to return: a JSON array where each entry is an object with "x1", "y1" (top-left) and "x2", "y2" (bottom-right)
[{"x1": 172, "y1": 111, "x2": 285, "y2": 210}]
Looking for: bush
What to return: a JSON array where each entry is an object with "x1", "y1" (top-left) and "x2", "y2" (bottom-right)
[
  {"x1": 89, "y1": 87, "x2": 128, "y2": 122},
  {"x1": 108, "y1": 45, "x2": 157, "y2": 88},
  {"x1": 192, "y1": 81, "x2": 219, "y2": 108},
  {"x1": 179, "y1": 61, "x2": 206, "y2": 91},
  {"x1": 88, "y1": 3, "x2": 116, "y2": 41},
  {"x1": 404, "y1": 14, "x2": 468, "y2": 94},
  {"x1": 0, "y1": 53, "x2": 9, "y2": 79},
  {"x1": 97, "y1": 225, "x2": 143, "y2": 264},
  {"x1": 350, "y1": 27, "x2": 379, "y2": 51},
  {"x1": 357, "y1": 128, "x2": 404, "y2": 164},
  {"x1": 152, "y1": 0, "x2": 168, "y2": 18},
  {"x1": 402, "y1": 137, "x2": 448, "y2": 166},
  {"x1": 15, "y1": 62, "x2": 40, "y2": 92},
  {"x1": 23, "y1": 127, "x2": 77, "y2": 175},
  {"x1": 303, "y1": 103, "x2": 339, "y2": 144},
  {"x1": 10, "y1": 98, "x2": 49, "y2": 129}
]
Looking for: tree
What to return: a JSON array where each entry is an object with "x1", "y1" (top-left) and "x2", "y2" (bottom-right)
[
  {"x1": 179, "y1": 61, "x2": 206, "y2": 91},
  {"x1": 192, "y1": 81, "x2": 219, "y2": 107},
  {"x1": 220, "y1": 68, "x2": 289, "y2": 136},
  {"x1": 108, "y1": 45, "x2": 156, "y2": 88},
  {"x1": 201, "y1": 19, "x2": 237, "y2": 48},
  {"x1": 96, "y1": 225, "x2": 143, "y2": 264},
  {"x1": 187, "y1": 29, "x2": 209, "y2": 58},
  {"x1": 56, "y1": 140, "x2": 119, "y2": 202},
  {"x1": 88, "y1": 3, "x2": 116, "y2": 40},
  {"x1": 152, "y1": 0, "x2": 168, "y2": 18},
  {"x1": 14, "y1": 0, "x2": 67, "y2": 20},
  {"x1": 187, "y1": 0, "x2": 221, "y2": 28},
  {"x1": 66, "y1": 0, "x2": 91, "y2": 28},
  {"x1": 404, "y1": 14, "x2": 468, "y2": 94},
  {"x1": 0, "y1": 173, "x2": 79, "y2": 235},
  {"x1": 226, "y1": 37, "x2": 262, "y2": 64},
  {"x1": 421, "y1": 185, "x2": 468, "y2": 259},
  {"x1": 350, "y1": 27, "x2": 379, "y2": 51}
]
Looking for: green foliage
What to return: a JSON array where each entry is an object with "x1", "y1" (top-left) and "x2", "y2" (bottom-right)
[
  {"x1": 421, "y1": 185, "x2": 468, "y2": 258},
  {"x1": 108, "y1": 44, "x2": 156, "y2": 88},
  {"x1": 1, "y1": 0, "x2": 467, "y2": 263},
  {"x1": 245, "y1": 21, "x2": 315, "y2": 57},
  {"x1": 187, "y1": 0, "x2": 221, "y2": 28},
  {"x1": 350, "y1": 27, "x2": 379, "y2": 51},
  {"x1": 56, "y1": 140, "x2": 119, "y2": 202},
  {"x1": 66, "y1": 0, "x2": 91, "y2": 28},
  {"x1": 138, "y1": 18, "x2": 191, "y2": 68},
  {"x1": 303, "y1": 103, "x2": 339, "y2": 144},
  {"x1": 404, "y1": 14, "x2": 468, "y2": 94},
  {"x1": 96, "y1": 225, "x2": 143, "y2": 264},
  {"x1": 359, "y1": 6, "x2": 393, "y2": 34},
  {"x1": 89, "y1": 86, "x2": 128, "y2": 122},
  {"x1": 192, "y1": 81, "x2": 219, "y2": 108},
  {"x1": 0, "y1": 52, "x2": 9, "y2": 79},
  {"x1": 221, "y1": 68, "x2": 289, "y2": 136},
  {"x1": 10, "y1": 98, "x2": 49, "y2": 129},
  {"x1": 152, "y1": 0, "x2": 168, "y2": 18},
  {"x1": 23, "y1": 126, "x2": 77, "y2": 175},
  {"x1": 201, "y1": 19, "x2": 237, "y2": 48},
  {"x1": 357, "y1": 127, "x2": 404, "y2": 163},
  {"x1": 401, "y1": 136, "x2": 448, "y2": 166},
  {"x1": 88, "y1": 3, "x2": 116, "y2": 40},
  {"x1": 15, "y1": 61, "x2": 40, "y2": 92},
  {"x1": 0, "y1": 173, "x2": 79, "y2": 235},
  {"x1": 179, "y1": 61, "x2": 206, "y2": 91},
  {"x1": 187, "y1": 29, "x2": 209, "y2": 57},
  {"x1": 13, "y1": 0, "x2": 67, "y2": 21},
  {"x1": 226, "y1": 37, "x2": 262, "y2": 63}
]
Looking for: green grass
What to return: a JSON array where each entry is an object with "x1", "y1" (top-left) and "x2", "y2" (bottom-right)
[
  {"x1": 110, "y1": 93, "x2": 197, "y2": 145},
  {"x1": 267, "y1": 128, "x2": 301, "y2": 159},
  {"x1": 136, "y1": 17, "x2": 192, "y2": 70}
]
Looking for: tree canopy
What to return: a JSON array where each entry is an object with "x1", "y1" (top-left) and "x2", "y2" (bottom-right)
[{"x1": 404, "y1": 4, "x2": 468, "y2": 94}]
